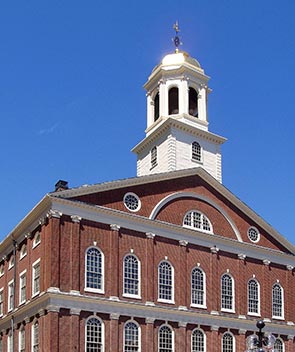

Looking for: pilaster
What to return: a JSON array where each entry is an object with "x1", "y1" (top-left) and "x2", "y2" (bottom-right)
[
  {"x1": 109, "y1": 313, "x2": 120, "y2": 352},
  {"x1": 109, "y1": 225, "x2": 120, "y2": 299},
  {"x1": 178, "y1": 240, "x2": 188, "y2": 309},
  {"x1": 70, "y1": 215, "x2": 82, "y2": 293},
  {"x1": 145, "y1": 233, "x2": 155, "y2": 304},
  {"x1": 145, "y1": 318, "x2": 155, "y2": 352}
]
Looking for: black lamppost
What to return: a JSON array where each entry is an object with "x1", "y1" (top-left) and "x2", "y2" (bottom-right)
[{"x1": 246, "y1": 320, "x2": 276, "y2": 351}]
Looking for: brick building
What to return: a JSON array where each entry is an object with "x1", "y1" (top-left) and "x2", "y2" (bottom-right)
[{"x1": 0, "y1": 45, "x2": 294, "y2": 352}]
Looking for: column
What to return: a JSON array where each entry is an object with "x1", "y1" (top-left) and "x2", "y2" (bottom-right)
[
  {"x1": 109, "y1": 225, "x2": 120, "y2": 300},
  {"x1": 198, "y1": 85, "x2": 207, "y2": 122},
  {"x1": 109, "y1": 313, "x2": 119, "y2": 352},
  {"x1": 238, "y1": 329, "x2": 247, "y2": 352},
  {"x1": 159, "y1": 79, "x2": 167, "y2": 116},
  {"x1": 24, "y1": 317, "x2": 31, "y2": 351},
  {"x1": 145, "y1": 233, "x2": 155, "y2": 305},
  {"x1": 38, "y1": 309, "x2": 46, "y2": 350},
  {"x1": 46, "y1": 305, "x2": 60, "y2": 352},
  {"x1": 178, "y1": 240, "x2": 188, "y2": 310},
  {"x1": 47, "y1": 210, "x2": 62, "y2": 289},
  {"x1": 177, "y1": 322, "x2": 187, "y2": 351},
  {"x1": 210, "y1": 326, "x2": 219, "y2": 352},
  {"x1": 145, "y1": 318, "x2": 155, "y2": 352},
  {"x1": 70, "y1": 308, "x2": 81, "y2": 351},
  {"x1": 210, "y1": 246, "x2": 220, "y2": 314},
  {"x1": 237, "y1": 254, "x2": 247, "y2": 317},
  {"x1": 70, "y1": 215, "x2": 82, "y2": 293}
]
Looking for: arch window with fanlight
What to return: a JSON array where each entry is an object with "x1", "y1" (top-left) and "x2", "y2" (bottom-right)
[
  {"x1": 222, "y1": 332, "x2": 235, "y2": 352},
  {"x1": 272, "y1": 283, "x2": 284, "y2": 319},
  {"x1": 221, "y1": 274, "x2": 235, "y2": 312},
  {"x1": 85, "y1": 317, "x2": 104, "y2": 352},
  {"x1": 158, "y1": 324, "x2": 174, "y2": 352},
  {"x1": 191, "y1": 328, "x2": 205, "y2": 352},
  {"x1": 124, "y1": 321, "x2": 140, "y2": 352},
  {"x1": 192, "y1": 142, "x2": 202, "y2": 162},
  {"x1": 183, "y1": 211, "x2": 212, "y2": 233},
  {"x1": 85, "y1": 247, "x2": 104, "y2": 293},
  {"x1": 248, "y1": 279, "x2": 260, "y2": 315},
  {"x1": 191, "y1": 267, "x2": 206, "y2": 308},
  {"x1": 123, "y1": 254, "x2": 140, "y2": 298},
  {"x1": 158, "y1": 261, "x2": 174, "y2": 303},
  {"x1": 189, "y1": 87, "x2": 198, "y2": 117}
]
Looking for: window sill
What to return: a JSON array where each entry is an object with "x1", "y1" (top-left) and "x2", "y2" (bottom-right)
[
  {"x1": 123, "y1": 293, "x2": 141, "y2": 300},
  {"x1": 191, "y1": 158, "x2": 203, "y2": 165},
  {"x1": 272, "y1": 316, "x2": 284, "y2": 321},
  {"x1": 150, "y1": 163, "x2": 158, "y2": 171},
  {"x1": 84, "y1": 288, "x2": 104, "y2": 294},
  {"x1": 32, "y1": 292, "x2": 40, "y2": 298},
  {"x1": 221, "y1": 308, "x2": 235, "y2": 314},
  {"x1": 157, "y1": 299, "x2": 175, "y2": 305},
  {"x1": 248, "y1": 312, "x2": 261, "y2": 317},
  {"x1": 191, "y1": 304, "x2": 207, "y2": 309}
]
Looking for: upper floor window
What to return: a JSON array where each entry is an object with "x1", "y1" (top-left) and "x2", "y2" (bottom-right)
[
  {"x1": 154, "y1": 92, "x2": 160, "y2": 122},
  {"x1": 248, "y1": 279, "x2": 260, "y2": 315},
  {"x1": 272, "y1": 283, "x2": 284, "y2": 318},
  {"x1": 222, "y1": 332, "x2": 234, "y2": 352},
  {"x1": 19, "y1": 270, "x2": 27, "y2": 305},
  {"x1": 0, "y1": 288, "x2": 3, "y2": 316},
  {"x1": 32, "y1": 321, "x2": 39, "y2": 352},
  {"x1": 123, "y1": 255, "x2": 140, "y2": 298},
  {"x1": 168, "y1": 87, "x2": 179, "y2": 115},
  {"x1": 85, "y1": 247, "x2": 104, "y2": 293},
  {"x1": 158, "y1": 261, "x2": 174, "y2": 303},
  {"x1": 151, "y1": 146, "x2": 157, "y2": 169},
  {"x1": 85, "y1": 317, "x2": 104, "y2": 352},
  {"x1": 274, "y1": 338, "x2": 284, "y2": 352},
  {"x1": 183, "y1": 211, "x2": 212, "y2": 233},
  {"x1": 33, "y1": 231, "x2": 41, "y2": 248},
  {"x1": 221, "y1": 274, "x2": 234, "y2": 312},
  {"x1": 0, "y1": 264, "x2": 3, "y2": 277},
  {"x1": 8, "y1": 255, "x2": 14, "y2": 270},
  {"x1": 191, "y1": 328, "x2": 205, "y2": 352},
  {"x1": 20, "y1": 244, "x2": 27, "y2": 259},
  {"x1": 192, "y1": 142, "x2": 202, "y2": 162},
  {"x1": 32, "y1": 260, "x2": 40, "y2": 297},
  {"x1": 124, "y1": 193, "x2": 141, "y2": 212},
  {"x1": 248, "y1": 227, "x2": 260, "y2": 243},
  {"x1": 124, "y1": 321, "x2": 140, "y2": 352},
  {"x1": 158, "y1": 325, "x2": 174, "y2": 352},
  {"x1": 191, "y1": 267, "x2": 206, "y2": 307},
  {"x1": 8, "y1": 280, "x2": 14, "y2": 312},
  {"x1": 189, "y1": 87, "x2": 198, "y2": 117}
]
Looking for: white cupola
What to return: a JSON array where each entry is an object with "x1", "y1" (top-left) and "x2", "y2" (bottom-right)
[{"x1": 132, "y1": 25, "x2": 226, "y2": 183}]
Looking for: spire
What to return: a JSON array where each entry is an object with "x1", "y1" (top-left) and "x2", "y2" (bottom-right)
[{"x1": 173, "y1": 21, "x2": 182, "y2": 53}]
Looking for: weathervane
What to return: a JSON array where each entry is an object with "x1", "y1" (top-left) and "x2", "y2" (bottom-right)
[{"x1": 173, "y1": 21, "x2": 182, "y2": 53}]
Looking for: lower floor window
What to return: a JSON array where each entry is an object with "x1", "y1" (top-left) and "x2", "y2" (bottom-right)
[{"x1": 86, "y1": 317, "x2": 103, "y2": 352}]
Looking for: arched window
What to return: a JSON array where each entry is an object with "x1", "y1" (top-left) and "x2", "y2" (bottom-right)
[
  {"x1": 124, "y1": 321, "x2": 140, "y2": 352},
  {"x1": 85, "y1": 247, "x2": 104, "y2": 292},
  {"x1": 85, "y1": 317, "x2": 104, "y2": 352},
  {"x1": 191, "y1": 328, "x2": 205, "y2": 352},
  {"x1": 191, "y1": 267, "x2": 206, "y2": 307},
  {"x1": 248, "y1": 279, "x2": 260, "y2": 315},
  {"x1": 222, "y1": 332, "x2": 234, "y2": 352},
  {"x1": 123, "y1": 255, "x2": 140, "y2": 297},
  {"x1": 168, "y1": 87, "x2": 179, "y2": 115},
  {"x1": 189, "y1": 87, "x2": 198, "y2": 117},
  {"x1": 158, "y1": 261, "x2": 174, "y2": 302},
  {"x1": 154, "y1": 92, "x2": 160, "y2": 121},
  {"x1": 274, "y1": 338, "x2": 284, "y2": 352},
  {"x1": 272, "y1": 283, "x2": 284, "y2": 318},
  {"x1": 183, "y1": 211, "x2": 212, "y2": 233},
  {"x1": 158, "y1": 325, "x2": 173, "y2": 352},
  {"x1": 151, "y1": 146, "x2": 157, "y2": 169},
  {"x1": 20, "y1": 244, "x2": 27, "y2": 259},
  {"x1": 192, "y1": 142, "x2": 202, "y2": 162},
  {"x1": 221, "y1": 274, "x2": 234, "y2": 311}
]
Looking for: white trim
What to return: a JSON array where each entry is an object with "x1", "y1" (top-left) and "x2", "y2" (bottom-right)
[
  {"x1": 32, "y1": 231, "x2": 41, "y2": 249},
  {"x1": 191, "y1": 327, "x2": 206, "y2": 352},
  {"x1": 18, "y1": 327, "x2": 25, "y2": 352},
  {"x1": 8, "y1": 279, "x2": 14, "y2": 312},
  {"x1": 222, "y1": 331, "x2": 235, "y2": 352},
  {"x1": 157, "y1": 260, "x2": 175, "y2": 304},
  {"x1": 19, "y1": 269, "x2": 27, "y2": 306},
  {"x1": 123, "y1": 320, "x2": 141, "y2": 352},
  {"x1": 272, "y1": 283, "x2": 285, "y2": 320},
  {"x1": 247, "y1": 278, "x2": 260, "y2": 316},
  {"x1": 32, "y1": 258, "x2": 41, "y2": 297},
  {"x1": 84, "y1": 246, "x2": 105, "y2": 294},
  {"x1": 183, "y1": 209, "x2": 213, "y2": 234},
  {"x1": 247, "y1": 226, "x2": 260, "y2": 243},
  {"x1": 191, "y1": 266, "x2": 207, "y2": 309},
  {"x1": 0, "y1": 263, "x2": 3, "y2": 277},
  {"x1": 158, "y1": 324, "x2": 174, "y2": 352},
  {"x1": 123, "y1": 192, "x2": 141, "y2": 212},
  {"x1": 221, "y1": 273, "x2": 235, "y2": 313},
  {"x1": 31, "y1": 320, "x2": 39, "y2": 352},
  {"x1": 149, "y1": 192, "x2": 242, "y2": 242},
  {"x1": 0, "y1": 287, "x2": 3, "y2": 317},
  {"x1": 122, "y1": 253, "x2": 141, "y2": 299},
  {"x1": 85, "y1": 316, "x2": 105, "y2": 352},
  {"x1": 8, "y1": 255, "x2": 14, "y2": 270},
  {"x1": 20, "y1": 244, "x2": 27, "y2": 260}
]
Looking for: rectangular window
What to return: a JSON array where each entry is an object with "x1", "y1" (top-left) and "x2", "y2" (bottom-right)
[
  {"x1": 8, "y1": 280, "x2": 14, "y2": 311},
  {"x1": 7, "y1": 334, "x2": 12, "y2": 352},
  {"x1": 32, "y1": 321, "x2": 39, "y2": 352},
  {"x1": 0, "y1": 289, "x2": 3, "y2": 316},
  {"x1": 19, "y1": 271, "x2": 27, "y2": 305},
  {"x1": 32, "y1": 260, "x2": 40, "y2": 297},
  {"x1": 19, "y1": 328, "x2": 25, "y2": 352}
]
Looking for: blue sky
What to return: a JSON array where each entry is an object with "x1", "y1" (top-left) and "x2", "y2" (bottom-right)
[{"x1": 0, "y1": 1, "x2": 294, "y2": 245}]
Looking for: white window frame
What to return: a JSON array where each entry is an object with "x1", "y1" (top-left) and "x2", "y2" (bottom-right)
[
  {"x1": 183, "y1": 210, "x2": 213, "y2": 234},
  {"x1": 31, "y1": 320, "x2": 39, "y2": 352},
  {"x1": 84, "y1": 246, "x2": 105, "y2": 294},
  {"x1": 192, "y1": 141, "x2": 202, "y2": 163},
  {"x1": 0, "y1": 288, "x2": 3, "y2": 317},
  {"x1": 150, "y1": 146, "x2": 157, "y2": 169},
  {"x1": 8, "y1": 256, "x2": 14, "y2": 270},
  {"x1": 85, "y1": 316, "x2": 104, "y2": 352},
  {"x1": 221, "y1": 273, "x2": 235, "y2": 313},
  {"x1": 157, "y1": 260, "x2": 174, "y2": 304},
  {"x1": 123, "y1": 320, "x2": 141, "y2": 352},
  {"x1": 19, "y1": 270, "x2": 27, "y2": 305},
  {"x1": 19, "y1": 327, "x2": 25, "y2": 352},
  {"x1": 272, "y1": 283, "x2": 284, "y2": 319},
  {"x1": 7, "y1": 333, "x2": 13, "y2": 352},
  {"x1": 8, "y1": 279, "x2": 14, "y2": 312},
  {"x1": 32, "y1": 259, "x2": 41, "y2": 297},
  {"x1": 247, "y1": 278, "x2": 260, "y2": 316},
  {"x1": 0, "y1": 264, "x2": 4, "y2": 277},
  {"x1": 222, "y1": 332, "x2": 235, "y2": 352},
  {"x1": 274, "y1": 338, "x2": 284, "y2": 352},
  {"x1": 247, "y1": 226, "x2": 260, "y2": 243},
  {"x1": 191, "y1": 267, "x2": 206, "y2": 308},
  {"x1": 20, "y1": 244, "x2": 27, "y2": 260},
  {"x1": 191, "y1": 328, "x2": 206, "y2": 352},
  {"x1": 158, "y1": 324, "x2": 174, "y2": 352},
  {"x1": 123, "y1": 254, "x2": 141, "y2": 299},
  {"x1": 32, "y1": 231, "x2": 41, "y2": 249}
]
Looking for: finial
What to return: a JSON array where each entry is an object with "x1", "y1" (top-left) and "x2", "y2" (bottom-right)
[{"x1": 173, "y1": 21, "x2": 182, "y2": 53}]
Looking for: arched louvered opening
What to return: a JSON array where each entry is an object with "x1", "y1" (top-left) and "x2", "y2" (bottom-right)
[
  {"x1": 168, "y1": 87, "x2": 179, "y2": 115},
  {"x1": 189, "y1": 87, "x2": 198, "y2": 117},
  {"x1": 154, "y1": 92, "x2": 160, "y2": 121}
]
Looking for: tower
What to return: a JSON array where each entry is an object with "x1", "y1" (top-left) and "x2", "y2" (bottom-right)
[{"x1": 132, "y1": 25, "x2": 226, "y2": 182}]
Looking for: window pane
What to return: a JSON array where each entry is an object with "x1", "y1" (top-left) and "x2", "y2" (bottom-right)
[
  {"x1": 192, "y1": 329, "x2": 205, "y2": 352},
  {"x1": 86, "y1": 318, "x2": 103, "y2": 352},
  {"x1": 159, "y1": 325, "x2": 173, "y2": 352},
  {"x1": 191, "y1": 268, "x2": 204, "y2": 306},
  {"x1": 124, "y1": 255, "x2": 139, "y2": 296},
  {"x1": 124, "y1": 322, "x2": 139, "y2": 352},
  {"x1": 158, "y1": 262, "x2": 173, "y2": 301},
  {"x1": 221, "y1": 275, "x2": 233, "y2": 310},
  {"x1": 86, "y1": 248, "x2": 102, "y2": 290}
]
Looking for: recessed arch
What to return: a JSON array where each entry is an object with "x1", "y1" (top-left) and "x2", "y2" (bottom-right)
[{"x1": 149, "y1": 191, "x2": 242, "y2": 242}]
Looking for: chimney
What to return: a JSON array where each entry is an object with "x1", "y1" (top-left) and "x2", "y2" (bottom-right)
[{"x1": 54, "y1": 180, "x2": 69, "y2": 192}]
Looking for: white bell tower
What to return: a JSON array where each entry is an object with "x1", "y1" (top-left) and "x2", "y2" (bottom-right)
[{"x1": 132, "y1": 24, "x2": 226, "y2": 183}]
